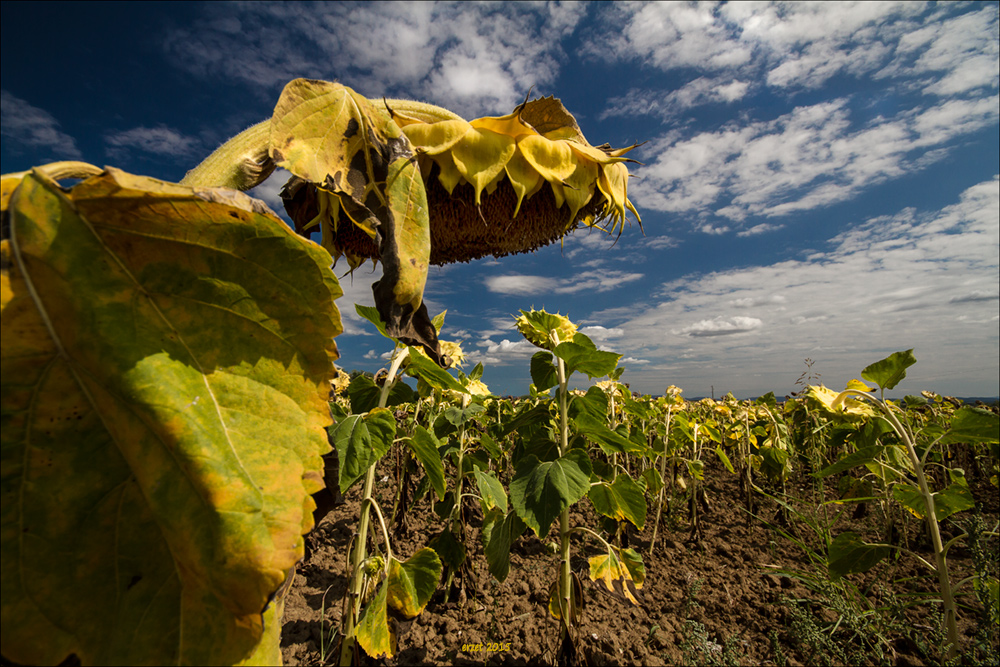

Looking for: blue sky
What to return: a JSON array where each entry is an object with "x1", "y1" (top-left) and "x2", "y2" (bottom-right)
[{"x1": 3, "y1": 1, "x2": 998, "y2": 398}]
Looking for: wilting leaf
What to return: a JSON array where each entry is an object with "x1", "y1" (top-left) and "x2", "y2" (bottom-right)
[
  {"x1": 272, "y1": 78, "x2": 444, "y2": 365},
  {"x1": 588, "y1": 473, "x2": 646, "y2": 530},
  {"x1": 548, "y1": 573, "x2": 585, "y2": 624},
  {"x1": 828, "y1": 532, "x2": 891, "y2": 580},
  {"x1": 715, "y1": 445, "x2": 734, "y2": 474},
  {"x1": 1, "y1": 168, "x2": 341, "y2": 665},
  {"x1": 404, "y1": 426, "x2": 445, "y2": 501},
  {"x1": 386, "y1": 548, "x2": 441, "y2": 618},
  {"x1": 861, "y1": 350, "x2": 916, "y2": 391},
  {"x1": 481, "y1": 508, "x2": 526, "y2": 582},
  {"x1": 510, "y1": 449, "x2": 592, "y2": 537},
  {"x1": 589, "y1": 547, "x2": 642, "y2": 605},
  {"x1": 356, "y1": 579, "x2": 395, "y2": 659},
  {"x1": 428, "y1": 527, "x2": 466, "y2": 570}
]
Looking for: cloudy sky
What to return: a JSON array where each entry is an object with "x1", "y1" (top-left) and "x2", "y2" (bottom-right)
[{"x1": 3, "y1": 1, "x2": 997, "y2": 398}]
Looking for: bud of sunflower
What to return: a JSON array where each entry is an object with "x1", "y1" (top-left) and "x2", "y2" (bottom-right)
[{"x1": 515, "y1": 308, "x2": 578, "y2": 351}]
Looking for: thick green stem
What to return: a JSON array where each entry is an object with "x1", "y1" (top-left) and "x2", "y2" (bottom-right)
[
  {"x1": 340, "y1": 348, "x2": 408, "y2": 666},
  {"x1": 181, "y1": 120, "x2": 274, "y2": 191},
  {"x1": 556, "y1": 356, "x2": 573, "y2": 631},
  {"x1": 650, "y1": 405, "x2": 674, "y2": 554},
  {"x1": 881, "y1": 404, "x2": 961, "y2": 660}
]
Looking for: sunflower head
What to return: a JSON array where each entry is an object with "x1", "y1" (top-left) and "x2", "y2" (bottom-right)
[
  {"x1": 288, "y1": 94, "x2": 641, "y2": 269},
  {"x1": 515, "y1": 308, "x2": 578, "y2": 351}
]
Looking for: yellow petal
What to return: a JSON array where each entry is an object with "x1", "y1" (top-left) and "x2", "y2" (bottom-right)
[
  {"x1": 450, "y1": 128, "x2": 516, "y2": 205},
  {"x1": 401, "y1": 119, "x2": 473, "y2": 155},
  {"x1": 561, "y1": 159, "x2": 598, "y2": 225},
  {"x1": 597, "y1": 162, "x2": 631, "y2": 233},
  {"x1": 517, "y1": 135, "x2": 577, "y2": 183},
  {"x1": 504, "y1": 151, "x2": 543, "y2": 218},
  {"x1": 567, "y1": 140, "x2": 618, "y2": 165},
  {"x1": 470, "y1": 111, "x2": 535, "y2": 139},
  {"x1": 431, "y1": 153, "x2": 463, "y2": 195}
]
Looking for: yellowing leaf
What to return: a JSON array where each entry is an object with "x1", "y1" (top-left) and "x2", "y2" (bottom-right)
[
  {"x1": 385, "y1": 548, "x2": 442, "y2": 618},
  {"x1": 1, "y1": 167, "x2": 341, "y2": 666},
  {"x1": 356, "y1": 579, "x2": 396, "y2": 659},
  {"x1": 588, "y1": 547, "x2": 643, "y2": 606}
]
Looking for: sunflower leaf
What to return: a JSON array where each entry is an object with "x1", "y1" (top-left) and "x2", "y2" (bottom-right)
[{"x1": 1, "y1": 167, "x2": 340, "y2": 666}]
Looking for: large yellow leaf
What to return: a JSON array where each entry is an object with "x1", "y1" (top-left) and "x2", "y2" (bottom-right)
[
  {"x1": 0, "y1": 166, "x2": 342, "y2": 665},
  {"x1": 272, "y1": 79, "x2": 444, "y2": 365}
]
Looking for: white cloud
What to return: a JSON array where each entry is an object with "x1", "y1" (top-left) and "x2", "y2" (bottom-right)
[
  {"x1": 164, "y1": 2, "x2": 587, "y2": 118},
  {"x1": 597, "y1": 177, "x2": 1000, "y2": 396},
  {"x1": 484, "y1": 275, "x2": 559, "y2": 296},
  {"x1": 105, "y1": 126, "x2": 201, "y2": 160},
  {"x1": 676, "y1": 316, "x2": 763, "y2": 337},
  {"x1": 0, "y1": 90, "x2": 81, "y2": 159},
  {"x1": 602, "y1": 76, "x2": 751, "y2": 120},
  {"x1": 634, "y1": 94, "x2": 999, "y2": 221},
  {"x1": 595, "y1": 3, "x2": 996, "y2": 115},
  {"x1": 485, "y1": 269, "x2": 643, "y2": 296}
]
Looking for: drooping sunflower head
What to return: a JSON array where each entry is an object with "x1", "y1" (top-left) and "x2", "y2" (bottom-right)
[{"x1": 290, "y1": 93, "x2": 641, "y2": 269}]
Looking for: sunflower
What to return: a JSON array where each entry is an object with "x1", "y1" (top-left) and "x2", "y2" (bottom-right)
[{"x1": 285, "y1": 94, "x2": 641, "y2": 269}]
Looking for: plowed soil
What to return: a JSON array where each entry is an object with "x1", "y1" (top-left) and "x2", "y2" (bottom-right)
[{"x1": 281, "y1": 451, "x2": 998, "y2": 666}]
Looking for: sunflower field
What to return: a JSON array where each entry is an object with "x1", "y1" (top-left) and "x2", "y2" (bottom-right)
[{"x1": 1, "y1": 79, "x2": 997, "y2": 667}]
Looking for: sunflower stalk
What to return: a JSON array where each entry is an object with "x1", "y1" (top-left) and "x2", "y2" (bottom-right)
[
  {"x1": 838, "y1": 388, "x2": 961, "y2": 661},
  {"x1": 339, "y1": 345, "x2": 408, "y2": 667}
]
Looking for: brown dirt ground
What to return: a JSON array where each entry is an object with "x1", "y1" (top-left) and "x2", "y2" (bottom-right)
[{"x1": 281, "y1": 450, "x2": 998, "y2": 666}]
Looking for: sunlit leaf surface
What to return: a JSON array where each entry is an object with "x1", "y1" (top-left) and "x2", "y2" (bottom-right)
[{"x1": 0, "y1": 167, "x2": 341, "y2": 665}]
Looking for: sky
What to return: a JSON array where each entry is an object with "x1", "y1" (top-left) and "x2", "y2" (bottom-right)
[{"x1": 2, "y1": 1, "x2": 998, "y2": 399}]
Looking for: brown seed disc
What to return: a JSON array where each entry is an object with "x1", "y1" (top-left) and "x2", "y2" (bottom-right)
[
  {"x1": 283, "y1": 167, "x2": 606, "y2": 266},
  {"x1": 424, "y1": 164, "x2": 604, "y2": 265}
]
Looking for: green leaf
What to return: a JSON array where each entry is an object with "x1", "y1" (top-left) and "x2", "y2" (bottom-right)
[
  {"x1": 428, "y1": 528, "x2": 466, "y2": 570},
  {"x1": 814, "y1": 446, "x2": 884, "y2": 478},
  {"x1": 573, "y1": 413, "x2": 629, "y2": 455},
  {"x1": 530, "y1": 351, "x2": 559, "y2": 392},
  {"x1": 355, "y1": 303, "x2": 393, "y2": 340},
  {"x1": 404, "y1": 346, "x2": 468, "y2": 393},
  {"x1": 347, "y1": 373, "x2": 415, "y2": 413},
  {"x1": 356, "y1": 579, "x2": 395, "y2": 658},
  {"x1": 331, "y1": 416, "x2": 371, "y2": 494},
  {"x1": 364, "y1": 408, "x2": 396, "y2": 460},
  {"x1": 893, "y1": 470, "x2": 975, "y2": 521},
  {"x1": 404, "y1": 426, "x2": 446, "y2": 501},
  {"x1": 478, "y1": 432, "x2": 502, "y2": 461},
  {"x1": 473, "y1": 469, "x2": 508, "y2": 514},
  {"x1": 641, "y1": 467, "x2": 664, "y2": 496},
  {"x1": 942, "y1": 407, "x2": 999, "y2": 444},
  {"x1": 481, "y1": 508, "x2": 526, "y2": 583},
  {"x1": 386, "y1": 548, "x2": 441, "y2": 618},
  {"x1": 588, "y1": 473, "x2": 647, "y2": 530},
  {"x1": 1, "y1": 168, "x2": 341, "y2": 665},
  {"x1": 861, "y1": 349, "x2": 916, "y2": 391},
  {"x1": 444, "y1": 403, "x2": 485, "y2": 427},
  {"x1": 554, "y1": 339, "x2": 621, "y2": 379},
  {"x1": 715, "y1": 445, "x2": 734, "y2": 474},
  {"x1": 510, "y1": 449, "x2": 592, "y2": 537},
  {"x1": 828, "y1": 532, "x2": 891, "y2": 580}
]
